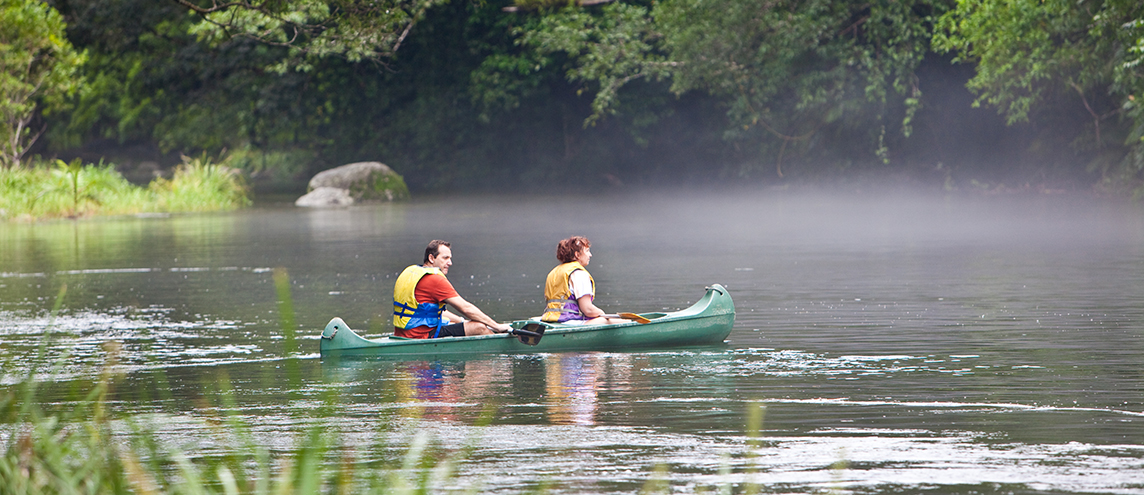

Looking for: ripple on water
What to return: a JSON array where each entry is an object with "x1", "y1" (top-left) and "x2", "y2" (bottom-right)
[
  {"x1": 0, "y1": 307, "x2": 266, "y2": 383},
  {"x1": 341, "y1": 417, "x2": 1144, "y2": 494}
]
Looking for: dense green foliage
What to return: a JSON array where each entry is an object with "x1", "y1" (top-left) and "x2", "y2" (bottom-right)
[
  {"x1": 496, "y1": 0, "x2": 944, "y2": 177},
  {"x1": 0, "y1": 0, "x2": 84, "y2": 167},
  {"x1": 14, "y1": 0, "x2": 1143, "y2": 193},
  {"x1": 935, "y1": 0, "x2": 1144, "y2": 194}
]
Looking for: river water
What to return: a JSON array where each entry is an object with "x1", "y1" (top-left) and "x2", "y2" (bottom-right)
[{"x1": 2, "y1": 190, "x2": 1143, "y2": 493}]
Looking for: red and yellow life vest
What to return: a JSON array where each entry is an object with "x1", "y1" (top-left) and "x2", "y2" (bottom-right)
[{"x1": 393, "y1": 265, "x2": 447, "y2": 332}]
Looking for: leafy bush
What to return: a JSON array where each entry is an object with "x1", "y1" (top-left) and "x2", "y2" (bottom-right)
[
  {"x1": 0, "y1": 159, "x2": 148, "y2": 220},
  {"x1": 0, "y1": 156, "x2": 251, "y2": 221},
  {"x1": 149, "y1": 155, "x2": 252, "y2": 212},
  {"x1": 220, "y1": 146, "x2": 315, "y2": 184}
]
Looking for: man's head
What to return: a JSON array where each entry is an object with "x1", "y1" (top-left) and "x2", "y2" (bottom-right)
[
  {"x1": 556, "y1": 236, "x2": 591, "y2": 264},
  {"x1": 423, "y1": 240, "x2": 453, "y2": 274}
]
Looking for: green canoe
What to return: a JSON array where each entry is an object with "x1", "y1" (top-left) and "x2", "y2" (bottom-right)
[{"x1": 318, "y1": 284, "x2": 735, "y2": 357}]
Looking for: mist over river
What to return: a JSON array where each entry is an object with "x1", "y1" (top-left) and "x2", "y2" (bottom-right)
[{"x1": 2, "y1": 190, "x2": 1143, "y2": 493}]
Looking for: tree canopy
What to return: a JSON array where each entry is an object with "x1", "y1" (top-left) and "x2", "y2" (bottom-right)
[
  {"x1": 18, "y1": 0, "x2": 1144, "y2": 194},
  {"x1": 0, "y1": 0, "x2": 84, "y2": 167},
  {"x1": 935, "y1": 0, "x2": 1144, "y2": 190}
]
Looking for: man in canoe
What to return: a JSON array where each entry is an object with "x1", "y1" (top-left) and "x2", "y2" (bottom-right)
[
  {"x1": 393, "y1": 240, "x2": 513, "y2": 338},
  {"x1": 541, "y1": 236, "x2": 626, "y2": 325}
]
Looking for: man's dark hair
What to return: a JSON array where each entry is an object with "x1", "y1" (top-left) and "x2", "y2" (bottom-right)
[{"x1": 424, "y1": 240, "x2": 451, "y2": 264}]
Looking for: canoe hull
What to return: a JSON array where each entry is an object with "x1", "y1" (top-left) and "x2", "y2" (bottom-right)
[{"x1": 319, "y1": 284, "x2": 734, "y2": 357}]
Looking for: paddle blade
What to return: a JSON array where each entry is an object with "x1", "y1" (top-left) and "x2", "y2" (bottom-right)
[
  {"x1": 617, "y1": 312, "x2": 651, "y2": 324},
  {"x1": 515, "y1": 322, "x2": 546, "y2": 345}
]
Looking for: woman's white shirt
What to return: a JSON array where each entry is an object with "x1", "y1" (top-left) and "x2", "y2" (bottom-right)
[{"x1": 569, "y1": 269, "x2": 594, "y2": 300}]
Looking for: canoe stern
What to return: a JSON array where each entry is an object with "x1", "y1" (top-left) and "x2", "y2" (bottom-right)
[{"x1": 320, "y1": 317, "x2": 378, "y2": 353}]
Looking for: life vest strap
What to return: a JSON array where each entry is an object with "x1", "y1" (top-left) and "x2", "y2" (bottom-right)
[
  {"x1": 393, "y1": 301, "x2": 419, "y2": 317},
  {"x1": 543, "y1": 298, "x2": 584, "y2": 320}
]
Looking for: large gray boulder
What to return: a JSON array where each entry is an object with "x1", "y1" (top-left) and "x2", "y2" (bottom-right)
[
  {"x1": 308, "y1": 161, "x2": 410, "y2": 201},
  {"x1": 295, "y1": 187, "x2": 354, "y2": 207},
  {"x1": 295, "y1": 161, "x2": 410, "y2": 207}
]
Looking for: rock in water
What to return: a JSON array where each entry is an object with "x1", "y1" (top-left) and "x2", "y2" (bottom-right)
[
  {"x1": 295, "y1": 186, "x2": 355, "y2": 207},
  {"x1": 307, "y1": 162, "x2": 409, "y2": 202}
]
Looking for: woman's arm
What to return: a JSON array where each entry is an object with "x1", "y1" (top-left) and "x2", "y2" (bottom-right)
[{"x1": 576, "y1": 295, "x2": 606, "y2": 318}]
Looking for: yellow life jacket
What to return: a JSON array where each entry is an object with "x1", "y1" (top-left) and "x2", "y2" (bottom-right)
[
  {"x1": 393, "y1": 265, "x2": 447, "y2": 332},
  {"x1": 541, "y1": 261, "x2": 595, "y2": 322}
]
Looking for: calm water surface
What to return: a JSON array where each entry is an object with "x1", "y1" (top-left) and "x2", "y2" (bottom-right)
[{"x1": 2, "y1": 190, "x2": 1143, "y2": 493}]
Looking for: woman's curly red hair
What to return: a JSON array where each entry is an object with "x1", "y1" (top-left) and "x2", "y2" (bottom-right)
[{"x1": 556, "y1": 236, "x2": 591, "y2": 264}]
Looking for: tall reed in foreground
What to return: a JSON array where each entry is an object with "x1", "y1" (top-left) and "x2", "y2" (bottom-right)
[
  {"x1": 0, "y1": 359, "x2": 484, "y2": 494},
  {"x1": 0, "y1": 272, "x2": 476, "y2": 495}
]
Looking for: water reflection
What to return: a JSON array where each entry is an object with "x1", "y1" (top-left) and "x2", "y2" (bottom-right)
[
  {"x1": 329, "y1": 353, "x2": 632, "y2": 426},
  {"x1": 393, "y1": 359, "x2": 509, "y2": 421},
  {"x1": 546, "y1": 354, "x2": 600, "y2": 425},
  {"x1": 542, "y1": 353, "x2": 636, "y2": 426}
]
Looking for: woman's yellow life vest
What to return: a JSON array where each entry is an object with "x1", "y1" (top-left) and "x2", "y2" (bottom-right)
[
  {"x1": 393, "y1": 265, "x2": 447, "y2": 332},
  {"x1": 541, "y1": 261, "x2": 595, "y2": 322}
]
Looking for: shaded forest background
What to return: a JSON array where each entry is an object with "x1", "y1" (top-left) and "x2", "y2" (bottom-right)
[{"x1": 10, "y1": 0, "x2": 1144, "y2": 194}]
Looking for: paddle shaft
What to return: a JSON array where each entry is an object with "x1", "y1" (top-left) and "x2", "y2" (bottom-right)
[
  {"x1": 510, "y1": 328, "x2": 542, "y2": 338},
  {"x1": 606, "y1": 313, "x2": 651, "y2": 324}
]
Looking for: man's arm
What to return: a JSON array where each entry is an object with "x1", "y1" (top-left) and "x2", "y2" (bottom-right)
[{"x1": 443, "y1": 295, "x2": 511, "y2": 332}]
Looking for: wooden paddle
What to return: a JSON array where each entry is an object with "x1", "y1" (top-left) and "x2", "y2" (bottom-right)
[{"x1": 609, "y1": 312, "x2": 652, "y2": 324}]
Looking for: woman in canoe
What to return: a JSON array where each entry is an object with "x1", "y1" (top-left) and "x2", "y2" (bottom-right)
[{"x1": 541, "y1": 236, "x2": 626, "y2": 325}]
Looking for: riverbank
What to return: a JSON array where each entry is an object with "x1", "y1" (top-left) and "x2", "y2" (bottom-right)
[{"x1": 0, "y1": 157, "x2": 250, "y2": 222}]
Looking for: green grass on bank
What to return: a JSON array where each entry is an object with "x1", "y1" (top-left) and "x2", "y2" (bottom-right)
[{"x1": 0, "y1": 156, "x2": 251, "y2": 222}]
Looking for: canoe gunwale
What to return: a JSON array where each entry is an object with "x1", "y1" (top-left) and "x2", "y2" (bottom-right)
[{"x1": 319, "y1": 284, "x2": 734, "y2": 356}]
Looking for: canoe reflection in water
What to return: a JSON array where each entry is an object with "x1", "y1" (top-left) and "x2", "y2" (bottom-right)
[
  {"x1": 393, "y1": 359, "x2": 511, "y2": 422},
  {"x1": 545, "y1": 353, "x2": 634, "y2": 426},
  {"x1": 547, "y1": 355, "x2": 599, "y2": 426},
  {"x1": 382, "y1": 353, "x2": 635, "y2": 425}
]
